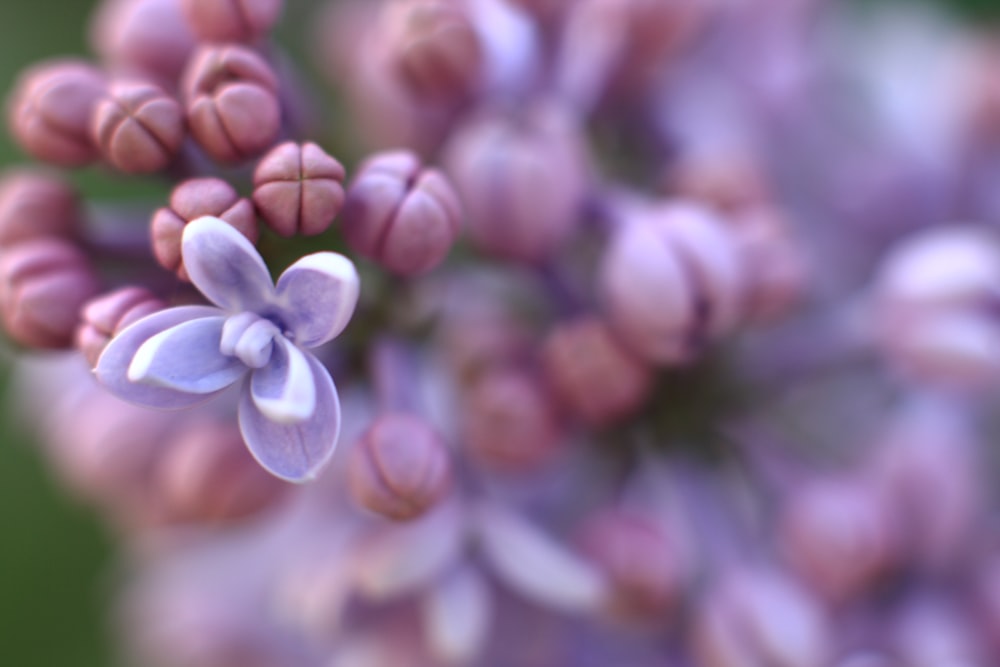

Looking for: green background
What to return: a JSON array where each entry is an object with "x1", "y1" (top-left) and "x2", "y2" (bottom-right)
[{"x1": 0, "y1": 0, "x2": 994, "y2": 666}]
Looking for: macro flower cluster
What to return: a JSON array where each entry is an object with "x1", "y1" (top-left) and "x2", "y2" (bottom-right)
[{"x1": 5, "y1": 0, "x2": 1000, "y2": 665}]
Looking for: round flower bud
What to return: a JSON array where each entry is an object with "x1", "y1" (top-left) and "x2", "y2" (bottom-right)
[
  {"x1": 348, "y1": 413, "x2": 452, "y2": 521},
  {"x1": 0, "y1": 238, "x2": 101, "y2": 349},
  {"x1": 157, "y1": 419, "x2": 289, "y2": 524},
  {"x1": 180, "y1": 0, "x2": 284, "y2": 43},
  {"x1": 89, "y1": 0, "x2": 197, "y2": 84},
  {"x1": 341, "y1": 150, "x2": 462, "y2": 276},
  {"x1": 150, "y1": 177, "x2": 257, "y2": 280},
  {"x1": 728, "y1": 207, "x2": 806, "y2": 323},
  {"x1": 181, "y1": 44, "x2": 281, "y2": 163},
  {"x1": 7, "y1": 59, "x2": 106, "y2": 166},
  {"x1": 76, "y1": 286, "x2": 164, "y2": 368},
  {"x1": 252, "y1": 141, "x2": 346, "y2": 237},
  {"x1": 542, "y1": 317, "x2": 653, "y2": 427},
  {"x1": 0, "y1": 169, "x2": 81, "y2": 248},
  {"x1": 461, "y1": 368, "x2": 564, "y2": 470},
  {"x1": 92, "y1": 80, "x2": 185, "y2": 173}
]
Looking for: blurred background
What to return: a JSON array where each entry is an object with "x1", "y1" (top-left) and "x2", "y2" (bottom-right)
[{"x1": 0, "y1": 0, "x2": 997, "y2": 665}]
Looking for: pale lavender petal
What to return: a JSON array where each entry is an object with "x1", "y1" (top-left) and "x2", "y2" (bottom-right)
[
  {"x1": 181, "y1": 216, "x2": 274, "y2": 313},
  {"x1": 250, "y1": 337, "x2": 316, "y2": 423},
  {"x1": 128, "y1": 316, "x2": 246, "y2": 393},
  {"x1": 422, "y1": 565, "x2": 492, "y2": 666},
  {"x1": 238, "y1": 351, "x2": 340, "y2": 482},
  {"x1": 96, "y1": 305, "x2": 227, "y2": 409},
  {"x1": 274, "y1": 252, "x2": 359, "y2": 348}
]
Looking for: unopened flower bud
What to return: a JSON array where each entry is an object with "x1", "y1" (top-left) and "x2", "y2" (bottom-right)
[
  {"x1": 0, "y1": 169, "x2": 80, "y2": 248},
  {"x1": 252, "y1": 141, "x2": 345, "y2": 237},
  {"x1": 341, "y1": 150, "x2": 462, "y2": 276},
  {"x1": 443, "y1": 102, "x2": 589, "y2": 261},
  {"x1": 0, "y1": 238, "x2": 101, "y2": 349},
  {"x1": 151, "y1": 177, "x2": 257, "y2": 279},
  {"x1": 76, "y1": 286, "x2": 164, "y2": 368},
  {"x1": 157, "y1": 419, "x2": 289, "y2": 523},
  {"x1": 182, "y1": 44, "x2": 281, "y2": 163},
  {"x1": 729, "y1": 207, "x2": 806, "y2": 323},
  {"x1": 348, "y1": 413, "x2": 452, "y2": 521},
  {"x1": 664, "y1": 151, "x2": 771, "y2": 214},
  {"x1": 89, "y1": 0, "x2": 197, "y2": 83},
  {"x1": 181, "y1": 0, "x2": 284, "y2": 43},
  {"x1": 92, "y1": 80, "x2": 184, "y2": 173},
  {"x1": 7, "y1": 60, "x2": 106, "y2": 166}
]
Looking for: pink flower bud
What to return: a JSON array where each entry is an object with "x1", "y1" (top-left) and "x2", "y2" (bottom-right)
[
  {"x1": 252, "y1": 141, "x2": 345, "y2": 237},
  {"x1": 341, "y1": 150, "x2": 462, "y2": 276},
  {"x1": 150, "y1": 177, "x2": 258, "y2": 279},
  {"x1": 89, "y1": 0, "x2": 197, "y2": 83},
  {"x1": 348, "y1": 413, "x2": 452, "y2": 521},
  {"x1": 0, "y1": 169, "x2": 81, "y2": 248},
  {"x1": 181, "y1": 0, "x2": 284, "y2": 43},
  {"x1": 6, "y1": 59, "x2": 106, "y2": 166},
  {"x1": 461, "y1": 368, "x2": 564, "y2": 470},
  {"x1": 157, "y1": 419, "x2": 289, "y2": 523},
  {"x1": 542, "y1": 317, "x2": 653, "y2": 427},
  {"x1": 76, "y1": 286, "x2": 164, "y2": 368},
  {"x1": 91, "y1": 80, "x2": 185, "y2": 173},
  {"x1": 729, "y1": 206, "x2": 806, "y2": 323},
  {"x1": 442, "y1": 102, "x2": 589, "y2": 262},
  {"x1": 664, "y1": 151, "x2": 771, "y2": 214},
  {"x1": 181, "y1": 44, "x2": 281, "y2": 163},
  {"x1": 0, "y1": 238, "x2": 100, "y2": 349}
]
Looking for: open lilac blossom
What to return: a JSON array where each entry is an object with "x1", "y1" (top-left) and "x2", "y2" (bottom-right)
[{"x1": 96, "y1": 216, "x2": 360, "y2": 482}]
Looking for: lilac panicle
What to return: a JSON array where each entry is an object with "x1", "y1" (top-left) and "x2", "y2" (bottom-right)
[{"x1": 96, "y1": 216, "x2": 360, "y2": 482}]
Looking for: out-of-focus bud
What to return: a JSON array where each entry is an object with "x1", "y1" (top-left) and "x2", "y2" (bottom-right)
[
  {"x1": 598, "y1": 199, "x2": 746, "y2": 365},
  {"x1": 778, "y1": 477, "x2": 899, "y2": 603},
  {"x1": 664, "y1": 150, "x2": 771, "y2": 214},
  {"x1": 91, "y1": 79, "x2": 185, "y2": 173},
  {"x1": 182, "y1": 44, "x2": 281, "y2": 163},
  {"x1": 442, "y1": 102, "x2": 589, "y2": 262},
  {"x1": 461, "y1": 368, "x2": 564, "y2": 470},
  {"x1": 341, "y1": 150, "x2": 462, "y2": 276},
  {"x1": 728, "y1": 206, "x2": 806, "y2": 323},
  {"x1": 691, "y1": 567, "x2": 831, "y2": 667},
  {"x1": 76, "y1": 286, "x2": 164, "y2": 368},
  {"x1": 380, "y1": 0, "x2": 483, "y2": 99},
  {"x1": 348, "y1": 413, "x2": 452, "y2": 521},
  {"x1": 577, "y1": 510, "x2": 686, "y2": 620},
  {"x1": 872, "y1": 225, "x2": 1000, "y2": 388},
  {"x1": 157, "y1": 419, "x2": 289, "y2": 523},
  {"x1": 252, "y1": 141, "x2": 345, "y2": 237},
  {"x1": 181, "y1": 0, "x2": 284, "y2": 43},
  {"x1": 151, "y1": 177, "x2": 257, "y2": 279},
  {"x1": 89, "y1": 0, "x2": 197, "y2": 84},
  {"x1": 542, "y1": 316, "x2": 653, "y2": 427},
  {"x1": 7, "y1": 60, "x2": 106, "y2": 166},
  {"x1": 0, "y1": 169, "x2": 81, "y2": 248},
  {"x1": 0, "y1": 238, "x2": 100, "y2": 349}
]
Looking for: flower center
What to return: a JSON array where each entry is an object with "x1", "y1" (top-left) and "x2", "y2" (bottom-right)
[{"x1": 220, "y1": 312, "x2": 281, "y2": 368}]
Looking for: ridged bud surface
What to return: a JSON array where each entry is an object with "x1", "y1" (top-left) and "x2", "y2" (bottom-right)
[
  {"x1": 76, "y1": 286, "x2": 164, "y2": 368},
  {"x1": 252, "y1": 141, "x2": 345, "y2": 237},
  {"x1": 0, "y1": 169, "x2": 80, "y2": 248},
  {"x1": 92, "y1": 80, "x2": 185, "y2": 173}
]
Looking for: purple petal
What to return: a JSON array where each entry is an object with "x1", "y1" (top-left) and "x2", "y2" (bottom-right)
[
  {"x1": 96, "y1": 305, "x2": 227, "y2": 409},
  {"x1": 182, "y1": 216, "x2": 274, "y2": 313},
  {"x1": 128, "y1": 316, "x2": 246, "y2": 393},
  {"x1": 238, "y1": 350, "x2": 341, "y2": 482},
  {"x1": 250, "y1": 337, "x2": 316, "y2": 423},
  {"x1": 274, "y1": 252, "x2": 359, "y2": 348}
]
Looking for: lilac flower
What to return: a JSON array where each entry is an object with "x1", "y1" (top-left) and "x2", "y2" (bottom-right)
[{"x1": 96, "y1": 215, "x2": 360, "y2": 482}]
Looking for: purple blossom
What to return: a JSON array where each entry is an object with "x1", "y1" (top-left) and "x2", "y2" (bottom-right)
[{"x1": 96, "y1": 215, "x2": 360, "y2": 482}]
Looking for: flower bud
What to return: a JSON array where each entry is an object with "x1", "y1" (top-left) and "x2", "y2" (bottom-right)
[
  {"x1": 442, "y1": 102, "x2": 589, "y2": 262},
  {"x1": 157, "y1": 419, "x2": 289, "y2": 523},
  {"x1": 341, "y1": 150, "x2": 462, "y2": 276},
  {"x1": 76, "y1": 286, "x2": 164, "y2": 368},
  {"x1": 7, "y1": 59, "x2": 106, "y2": 166},
  {"x1": 461, "y1": 368, "x2": 564, "y2": 470},
  {"x1": 92, "y1": 79, "x2": 185, "y2": 173},
  {"x1": 0, "y1": 238, "x2": 100, "y2": 349},
  {"x1": 180, "y1": 0, "x2": 284, "y2": 43},
  {"x1": 598, "y1": 200, "x2": 746, "y2": 364},
  {"x1": 348, "y1": 413, "x2": 452, "y2": 521},
  {"x1": 252, "y1": 141, "x2": 345, "y2": 237},
  {"x1": 664, "y1": 150, "x2": 771, "y2": 214},
  {"x1": 542, "y1": 317, "x2": 653, "y2": 427},
  {"x1": 89, "y1": 0, "x2": 197, "y2": 83},
  {"x1": 728, "y1": 206, "x2": 806, "y2": 323},
  {"x1": 0, "y1": 169, "x2": 81, "y2": 248},
  {"x1": 151, "y1": 177, "x2": 257, "y2": 279},
  {"x1": 181, "y1": 44, "x2": 281, "y2": 163}
]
